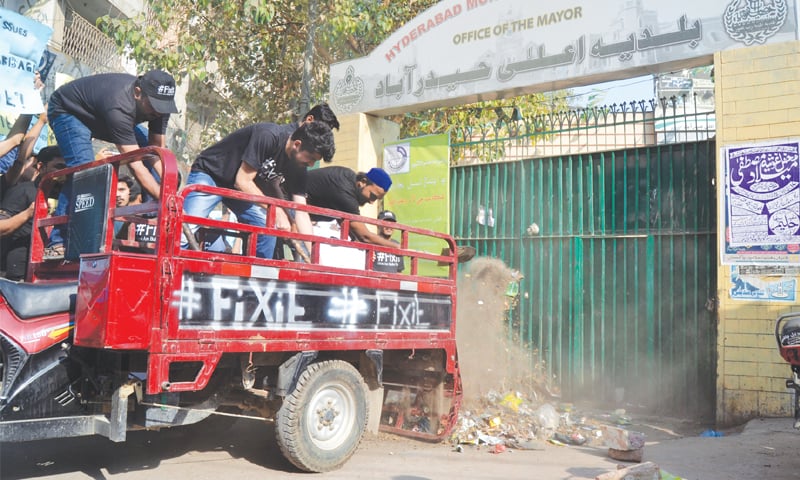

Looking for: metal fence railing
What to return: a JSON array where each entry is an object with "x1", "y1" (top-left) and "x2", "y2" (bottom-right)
[{"x1": 450, "y1": 94, "x2": 716, "y2": 165}]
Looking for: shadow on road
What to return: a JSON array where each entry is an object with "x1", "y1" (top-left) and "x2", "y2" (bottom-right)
[{"x1": 0, "y1": 416, "x2": 294, "y2": 479}]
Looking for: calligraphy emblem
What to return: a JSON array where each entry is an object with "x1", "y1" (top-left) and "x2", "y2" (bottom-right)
[
  {"x1": 723, "y1": 0, "x2": 787, "y2": 46},
  {"x1": 384, "y1": 143, "x2": 410, "y2": 174},
  {"x1": 769, "y1": 210, "x2": 800, "y2": 237},
  {"x1": 333, "y1": 66, "x2": 364, "y2": 113}
]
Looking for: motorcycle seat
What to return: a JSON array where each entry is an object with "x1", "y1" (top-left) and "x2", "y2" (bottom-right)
[{"x1": 0, "y1": 277, "x2": 78, "y2": 319}]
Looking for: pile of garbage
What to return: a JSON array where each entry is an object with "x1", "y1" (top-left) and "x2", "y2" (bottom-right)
[
  {"x1": 454, "y1": 257, "x2": 637, "y2": 452},
  {"x1": 450, "y1": 389, "x2": 637, "y2": 452},
  {"x1": 452, "y1": 258, "x2": 693, "y2": 478}
]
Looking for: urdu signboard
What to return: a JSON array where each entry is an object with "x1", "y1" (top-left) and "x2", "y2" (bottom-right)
[{"x1": 329, "y1": 0, "x2": 798, "y2": 115}]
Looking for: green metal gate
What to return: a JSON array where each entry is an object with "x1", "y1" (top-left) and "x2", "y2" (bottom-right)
[{"x1": 450, "y1": 102, "x2": 717, "y2": 418}]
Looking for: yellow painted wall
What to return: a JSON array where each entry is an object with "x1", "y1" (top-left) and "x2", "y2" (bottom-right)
[
  {"x1": 715, "y1": 40, "x2": 800, "y2": 425},
  {"x1": 329, "y1": 113, "x2": 400, "y2": 219}
]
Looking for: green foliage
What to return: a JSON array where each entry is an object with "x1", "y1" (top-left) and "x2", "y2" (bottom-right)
[
  {"x1": 392, "y1": 92, "x2": 571, "y2": 163},
  {"x1": 98, "y1": 0, "x2": 436, "y2": 151},
  {"x1": 319, "y1": 0, "x2": 438, "y2": 58},
  {"x1": 100, "y1": 1, "x2": 308, "y2": 141},
  {"x1": 97, "y1": 0, "x2": 568, "y2": 163}
]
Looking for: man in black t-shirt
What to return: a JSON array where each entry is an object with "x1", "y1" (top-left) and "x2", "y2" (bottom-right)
[
  {"x1": 305, "y1": 166, "x2": 400, "y2": 249},
  {"x1": 1, "y1": 146, "x2": 66, "y2": 279},
  {"x1": 183, "y1": 121, "x2": 335, "y2": 259},
  {"x1": 271, "y1": 104, "x2": 341, "y2": 261},
  {"x1": 46, "y1": 70, "x2": 179, "y2": 256}
]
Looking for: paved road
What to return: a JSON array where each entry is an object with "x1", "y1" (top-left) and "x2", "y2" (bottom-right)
[{"x1": 2, "y1": 416, "x2": 799, "y2": 479}]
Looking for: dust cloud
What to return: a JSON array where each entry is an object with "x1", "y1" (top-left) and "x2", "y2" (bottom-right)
[{"x1": 455, "y1": 257, "x2": 553, "y2": 409}]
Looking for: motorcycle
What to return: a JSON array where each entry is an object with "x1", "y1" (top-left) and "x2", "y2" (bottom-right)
[
  {"x1": 775, "y1": 312, "x2": 800, "y2": 429},
  {"x1": 0, "y1": 278, "x2": 79, "y2": 424}
]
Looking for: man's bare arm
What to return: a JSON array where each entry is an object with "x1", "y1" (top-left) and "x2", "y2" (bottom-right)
[
  {"x1": 350, "y1": 221, "x2": 401, "y2": 248},
  {"x1": 291, "y1": 196, "x2": 312, "y2": 235},
  {"x1": 234, "y1": 162, "x2": 291, "y2": 230},
  {"x1": 0, "y1": 114, "x2": 32, "y2": 158},
  {"x1": 3, "y1": 113, "x2": 45, "y2": 187},
  {"x1": 290, "y1": 195, "x2": 314, "y2": 252},
  {"x1": 17, "y1": 111, "x2": 47, "y2": 167},
  {"x1": 0, "y1": 204, "x2": 34, "y2": 237},
  {"x1": 147, "y1": 133, "x2": 166, "y2": 180},
  {"x1": 118, "y1": 144, "x2": 161, "y2": 199}
]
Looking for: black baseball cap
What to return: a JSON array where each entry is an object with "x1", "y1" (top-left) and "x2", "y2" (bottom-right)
[
  {"x1": 378, "y1": 210, "x2": 397, "y2": 222},
  {"x1": 139, "y1": 70, "x2": 179, "y2": 114}
]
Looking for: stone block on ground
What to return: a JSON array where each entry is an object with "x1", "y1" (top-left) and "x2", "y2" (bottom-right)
[{"x1": 601, "y1": 425, "x2": 646, "y2": 450}]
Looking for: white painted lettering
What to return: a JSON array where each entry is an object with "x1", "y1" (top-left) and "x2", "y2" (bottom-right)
[
  {"x1": 212, "y1": 277, "x2": 240, "y2": 320},
  {"x1": 375, "y1": 290, "x2": 396, "y2": 325},
  {"x1": 285, "y1": 282, "x2": 305, "y2": 323},
  {"x1": 249, "y1": 278, "x2": 277, "y2": 322},
  {"x1": 175, "y1": 276, "x2": 443, "y2": 330},
  {"x1": 328, "y1": 287, "x2": 368, "y2": 324}
]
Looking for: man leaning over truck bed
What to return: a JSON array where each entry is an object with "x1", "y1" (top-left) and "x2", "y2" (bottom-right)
[
  {"x1": 44, "y1": 69, "x2": 180, "y2": 259},
  {"x1": 305, "y1": 165, "x2": 399, "y2": 249},
  {"x1": 182, "y1": 121, "x2": 335, "y2": 259}
]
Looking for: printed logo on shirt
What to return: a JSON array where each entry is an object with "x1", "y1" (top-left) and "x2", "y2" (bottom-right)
[
  {"x1": 257, "y1": 158, "x2": 285, "y2": 184},
  {"x1": 135, "y1": 224, "x2": 158, "y2": 243},
  {"x1": 74, "y1": 193, "x2": 95, "y2": 212},
  {"x1": 376, "y1": 252, "x2": 396, "y2": 262}
]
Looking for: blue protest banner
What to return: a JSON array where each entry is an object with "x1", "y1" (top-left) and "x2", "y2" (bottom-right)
[{"x1": 0, "y1": 7, "x2": 53, "y2": 114}]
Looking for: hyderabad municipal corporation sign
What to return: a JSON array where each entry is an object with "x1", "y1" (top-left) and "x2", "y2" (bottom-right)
[{"x1": 329, "y1": 0, "x2": 797, "y2": 116}]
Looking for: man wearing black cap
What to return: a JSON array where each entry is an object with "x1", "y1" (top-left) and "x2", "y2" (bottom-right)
[
  {"x1": 373, "y1": 210, "x2": 405, "y2": 273},
  {"x1": 45, "y1": 69, "x2": 180, "y2": 257},
  {"x1": 305, "y1": 165, "x2": 399, "y2": 249}
]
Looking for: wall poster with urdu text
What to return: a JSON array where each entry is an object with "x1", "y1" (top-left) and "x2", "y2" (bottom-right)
[
  {"x1": 721, "y1": 138, "x2": 800, "y2": 265},
  {"x1": 729, "y1": 266, "x2": 798, "y2": 302},
  {"x1": 383, "y1": 134, "x2": 450, "y2": 277}
]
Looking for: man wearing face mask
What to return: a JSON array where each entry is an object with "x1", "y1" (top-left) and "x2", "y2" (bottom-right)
[
  {"x1": 44, "y1": 69, "x2": 180, "y2": 258},
  {"x1": 304, "y1": 165, "x2": 398, "y2": 249}
]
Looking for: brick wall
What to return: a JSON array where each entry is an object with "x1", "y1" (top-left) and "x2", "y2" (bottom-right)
[{"x1": 715, "y1": 40, "x2": 800, "y2": 425}]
